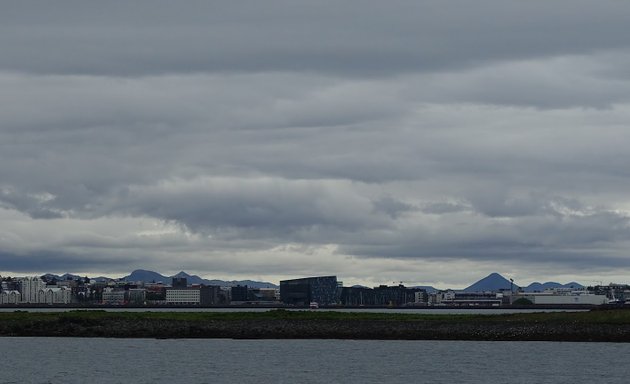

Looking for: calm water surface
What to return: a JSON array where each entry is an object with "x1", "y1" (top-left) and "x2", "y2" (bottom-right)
[{"x1": 0, "y1": 338, "x2": 627, "y2": 384}]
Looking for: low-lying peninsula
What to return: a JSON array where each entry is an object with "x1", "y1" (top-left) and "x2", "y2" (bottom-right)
[{"x1": 2, "y1": 309, "x2": 630, "y2": 342}]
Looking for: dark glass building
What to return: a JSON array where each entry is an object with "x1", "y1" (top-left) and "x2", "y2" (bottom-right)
[
  {"x1": 172, "y1": 277, "x2": 188, "y2": 289},
  {"x1": 280, "y1": 276, "x2": 339, "y2": 306},
  {"x1": 340, "y1": 285, "x2": 426, "y2": 307},
  {"x1": 230, "y1": 285, "x2": 249, "y2": 302},
  {"x1": 339, "y1": 286, "x2": 377, "y2": 306}
]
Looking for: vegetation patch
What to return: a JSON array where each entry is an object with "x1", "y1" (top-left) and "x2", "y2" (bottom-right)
[{"x1": 2, "y1": 309, "x2": 630, "y2": 341}]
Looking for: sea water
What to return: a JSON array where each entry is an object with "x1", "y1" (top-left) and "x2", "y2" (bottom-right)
[{"x1": 0, "y1": 338, "x2": 627, "y2": 384}]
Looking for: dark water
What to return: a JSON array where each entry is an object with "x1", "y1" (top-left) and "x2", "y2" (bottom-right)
[{"x1": 1, "y1": 338, "x2": 627, "y2": 384}]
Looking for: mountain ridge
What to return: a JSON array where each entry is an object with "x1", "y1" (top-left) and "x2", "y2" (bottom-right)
[
  {"x1": 464, "y1": 273, "x2": 585, "y2": 293},
  {"x1": 122, "y1": 269, "x2": 278, "y2": 288},
  {"x1": 464, "y1": 273, "x2": 517, "y2": 292}
]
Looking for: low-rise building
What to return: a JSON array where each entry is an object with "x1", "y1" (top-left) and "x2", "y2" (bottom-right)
[
  {"x1": 102, "y1": 287, "x2": 126, "y2": 305},
  {"x1": 39, "y1": 287, "x2": 72, "y2": 304},
  {"x1": 127, "y1": 288, "x2": 147, "y2": 305},
  {"x1": 0, "y1": 290, "x2": 21, "y2": 304},
  {"x1": 515, "y1": 289, "x2": 607, "y2": 305},
  {"x1": 339, "y1": 285, "x2": 426, "y2": 307},
  {"x1": 432, "y1": 290, "x2": 503, "y2": 306},
  {"x1": 166, "y1": 288, "x2": 201, "y2": 305},
  {"x1": 18, "y1": 277, "x2": 46, "y2": 304}
]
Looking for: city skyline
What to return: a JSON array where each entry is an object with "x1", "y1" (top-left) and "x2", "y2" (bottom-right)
[{"x1": 2, "y1": 1, "x2": 630, "y2": 288}]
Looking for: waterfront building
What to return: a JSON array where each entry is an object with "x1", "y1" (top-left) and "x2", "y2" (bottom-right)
[
  {"x1": 373, "y1": 285, "x2": 422, "y2": 306},
  {"x1": 172, "y1": 277, "x2": 188, "y2": 289},
  {"x1": 414, "y1": 291, "x2": 428, "y2": 305},
  {"x1": 339, "y1": 285, "x2": 426, "y2": 307},
  {"x1": 280, "y1": 276, "x2": 339, "y2": 306},
  {"x1": 433, "y1": 290, "x2": 503, "y2": 306},
  {"x1": 18, "y1": 277, "x2": 46, "y2": 304},
  {"x1": 514, "y1": 289, "x2": 608, "y2": 305},
  {"x1": 102, "y1": 287, "x2": 126, "y2": 305},
  {"x1": 339, "y1": 286, "x2": 376, "y2": 306},
  {"x1": 591, "y1": 284, "x2": 630, "y2": 302},
  {"x1": 0, "y1": 290, "x2": 21, "y2": 304},
  {"x1": 199, "y1": 285, "x2": 225, "y2": 306},
  {"x1": 166, "y1": 288, "x2": 201, "y2": 305},
  {"x1": 250, "y1": 288, "x2": 279, "y2": 302},
  {"x1": 38, "y1": 287, "x2": 72, "y2": 304},
  {"x1": 127, "y1": 288, "x2": 147, "y2": 305},
  {"x1": 231, "y1": 285, "x2": 249, "y2": 302}
]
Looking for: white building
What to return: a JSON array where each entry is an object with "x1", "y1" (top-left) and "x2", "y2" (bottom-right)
[
  {"x1": 166, "y1": 289, "x2": 200, "y2": 305},
  {"x1": 102, "y1": 287, "x2": 126, "y2": 305},
  {"x1": 10, "y1": 277, "x2": 73, "y2": 305},
  {"x1": 516, "y1": 289, "x2": 608, "y2": 305},
  {"x1": 0, "y1": 290, "x2": 21, "y2": 304},
  {"x1": 38, "y1": 287, "x2": 72, "y2": 304},
  {"x1": 18, "y1": 277, "x2": 46, "y2": 304}
]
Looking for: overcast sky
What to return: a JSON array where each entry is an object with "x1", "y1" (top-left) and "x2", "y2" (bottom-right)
[{"x1": 2, "y1": 1, "x2": 630, "y2": 288}]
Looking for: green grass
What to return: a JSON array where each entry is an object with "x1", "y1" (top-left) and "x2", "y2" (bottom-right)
[{"x1": 2, "y1": 308, "x2": 630, "y2": 324}]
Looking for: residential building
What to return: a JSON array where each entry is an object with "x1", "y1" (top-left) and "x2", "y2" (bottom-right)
[
  {"x1": 127, "y1": 288, "x2": 147, "y2": 305},
  {"x1": 102, "y1": 287, "x2": 126, "y2": 305},
  {"x1": 18, "y1": 277, "x2": 46, "y2": 304},
  {"x1": 39, "y1": 287, "x2": 72, "y2": 304},
  {"x1": 0, "y1": 290, "x2": 21, "y2": 304}
]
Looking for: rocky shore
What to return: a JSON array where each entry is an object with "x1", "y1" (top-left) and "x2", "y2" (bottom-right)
[{"x1": 2, "y1": 310, "x2": 630, "y2": 342}]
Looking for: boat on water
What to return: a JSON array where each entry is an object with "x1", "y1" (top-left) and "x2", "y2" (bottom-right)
[{"x1": 309, "y1": 302, "x2": 319, "y2": 309}]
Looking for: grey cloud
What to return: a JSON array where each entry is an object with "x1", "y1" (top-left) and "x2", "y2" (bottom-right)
[
  {"x1": 2, "y1": 1, "x2": 630, "y2": 77},
  {"x1": 372, "y1": 197, "x2": 418, "y2": 219},
  {"x1": 403, "y1": 54, "x2": 630, "y2": 109},
  {"x1": 421, "y1": 201, "x2": 470, "y2": 215},
  {"x1": 338, "y1": 205, "x2": 630, "y2": 268},
  {"x1": 2, "y1": 1, "x2": 630, "y2": 284},
  {"x1": 113, "y1": 178, "x2": 386, "y2": 234},
  {"x1": 0, "y1": 188, "x2": 64, "y2": 219},
  {"x1": 0, "y1": 250, "x2": 129, "y2": 275}
]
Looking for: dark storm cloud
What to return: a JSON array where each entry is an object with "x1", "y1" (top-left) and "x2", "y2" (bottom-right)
[
  {"x1": 1, "y1": 1, "x2": 630, "y2": 283},
  {"x1": 338, "y1": 205, "x2": 630, "y2": 266},
  {"x1": 0, "y1": 250, "x2": 125, "y2": 275},
  {"x1": 2, "y1": 1, "x2": 630, "y2": 76}
]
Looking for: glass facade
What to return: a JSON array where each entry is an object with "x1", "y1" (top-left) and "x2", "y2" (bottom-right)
[{"x1": 280, "y1": 276, "x2": 339, "y2": 306}]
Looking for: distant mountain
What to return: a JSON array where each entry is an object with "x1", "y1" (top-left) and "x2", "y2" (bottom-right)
[
  {"x1": 222, "y1": 280, "x2": 278, "y2": 289},
  {"x1": 171, "y1": 271, "x2": 208, "y2": 285},
  {"x1": 523, "y1": 281, "x2": 584, "y2": 292},
  {"x1": 123, "y1": 269, "x2": 170, "y2": 284},
  {"x1": 412, "y1": 285, "x2": 438, "y2": 294},
  {"x1": 524, "y1": 282, "x2": 562, "y2": 292},
  {"x1": 91, "y1": 276, "x2": 114, "y2": 283},
  {"x1": 120, "y1": 269, "x2": 278, "y2": 288},
  {"x1": 41, "y1": 273, "x2": 84, "y2": 282},
  {"x1": 464, "y1": 273, "x2": 518, "y2": 292}
]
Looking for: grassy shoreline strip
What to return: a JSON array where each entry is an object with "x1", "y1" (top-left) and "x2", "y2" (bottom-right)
[{"x1": 2, "y1": 309, "x2": 630, "y2": 341}]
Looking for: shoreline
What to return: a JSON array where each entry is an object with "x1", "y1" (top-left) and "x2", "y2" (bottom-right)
[
  {"x1": 2, "y1": 309, "x2": 630, "y2": 342},
  {"x1": 0, "y1": 303, "x2": 602, "y2": 310}
]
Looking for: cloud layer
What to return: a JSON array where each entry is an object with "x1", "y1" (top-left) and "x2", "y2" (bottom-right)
[{"x1": 1, "y1": 1, "x2": 630, "y2": 287}]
